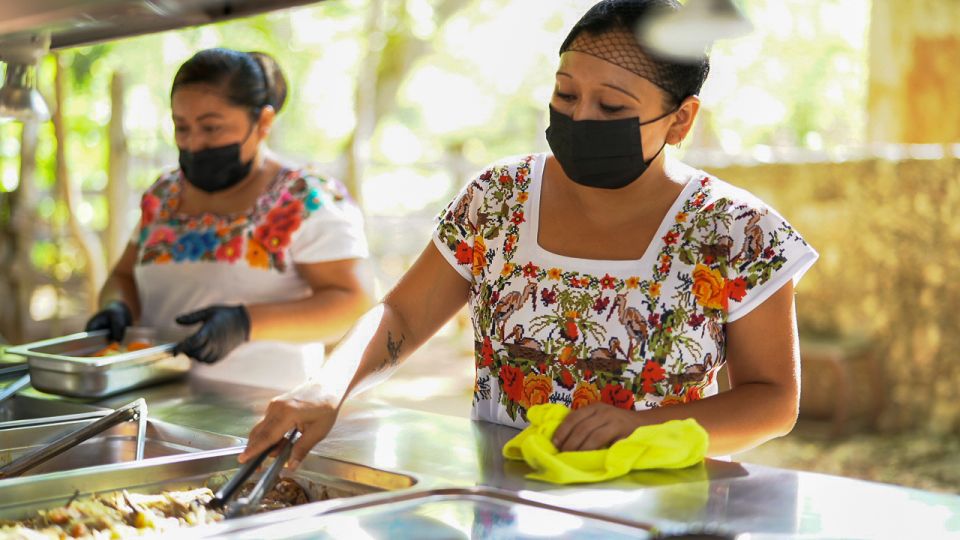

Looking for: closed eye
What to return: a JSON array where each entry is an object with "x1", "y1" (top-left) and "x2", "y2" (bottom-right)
[
  {"x1": 555, "y1": 91, "x2": 576, "y2": 102},
  {"x1": 600, "y1": 103, "x2": 625, "y2": 114}
]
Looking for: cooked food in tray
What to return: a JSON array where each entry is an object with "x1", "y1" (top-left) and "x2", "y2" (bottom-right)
[
  {"x1": 0, "y1": 478, "x2": 309, "y2": 539},
  {"x1": 88, "y1": 341, "x2": 154, "y2": 358}
]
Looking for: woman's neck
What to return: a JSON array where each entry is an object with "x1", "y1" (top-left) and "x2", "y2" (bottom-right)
[{"x1": 544, "y1": 152, "x2": 685, "y2": 225}]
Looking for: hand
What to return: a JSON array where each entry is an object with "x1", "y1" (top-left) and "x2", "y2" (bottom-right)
[
  {"x1": 239, "y1": 384, "x2": 341, "y2": 471},
  {"x1": 551, "y1": 403, "x2": 640, "y2": 452},
  {"x1": 173, "y1": 305, "x2": 250, "y2": 364},
  {"x1": 84, "y1": 301, "x2": 133, "y2": 342}
]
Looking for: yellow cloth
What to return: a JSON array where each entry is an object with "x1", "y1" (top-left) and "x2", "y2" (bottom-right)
[{"x1": 502, "y1": 404, "x2": 709, "y2": 484}]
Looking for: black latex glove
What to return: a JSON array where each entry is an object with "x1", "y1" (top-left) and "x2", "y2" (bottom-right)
[
  {"x1": 173, "y1": 305, "x2": 251, "y2": 364},
  {"x1": 84, "y1": 300, "x2": 133, "y2": 342}
]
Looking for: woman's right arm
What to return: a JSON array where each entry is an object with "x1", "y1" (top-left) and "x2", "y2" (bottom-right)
[
  {"x1": 240, "y1": 241, "x2": 470, "y2": 468},
  {"x1": 98, "y1": 242, "x2": 142, "y2": 319}
]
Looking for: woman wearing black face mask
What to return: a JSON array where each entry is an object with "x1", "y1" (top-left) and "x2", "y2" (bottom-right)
[
  {"x1": 241, "y1": 0, "x2": 818, "y2": 469},
  {"x1": 85, "y1": 48, "x2": 371, "y2": 389}
]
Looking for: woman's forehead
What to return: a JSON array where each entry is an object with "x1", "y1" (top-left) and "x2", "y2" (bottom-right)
[
  {"x1": 556, "y1": 52, "x2": 663, "y2": 97},
  {"x1": 171, "y1": 85, "x2": 243, "y2": 118}
]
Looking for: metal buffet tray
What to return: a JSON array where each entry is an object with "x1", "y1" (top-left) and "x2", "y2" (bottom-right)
[
  {"x1": 0, "y1": 449, "x2": 417, "y2": 526},
  {"x1": 0, "y1": 417, "x2": 244, "y2": 477},
  {"x1": 0, "y1": 394, "x2": 107, "y2": 428},
  {"x1": 7, "y1": 327, "x2": 189, "y2": 398},
  {"x1": 209, "y1": 487, "x2": 663, "y2": 540}
]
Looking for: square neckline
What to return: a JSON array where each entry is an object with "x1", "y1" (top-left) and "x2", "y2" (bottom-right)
[
  {"x1": 525, "y1": 153, "x2": 699, "y2": 274},
  {"x1": 168, "y1": 166, "x2": 292, "y2": 223}
]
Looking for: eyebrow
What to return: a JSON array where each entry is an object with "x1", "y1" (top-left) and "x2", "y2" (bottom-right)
[
  {"x1": 172, "y1": 112, "x2": 224, "y2": 122},
  {"x1": 555, "y1": 71, "x2": 642, "y2": 103}
]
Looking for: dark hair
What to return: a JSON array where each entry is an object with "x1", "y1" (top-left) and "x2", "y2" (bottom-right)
[
  {"x1": 560, "y1": 0, "x2": 710, "y2": 106},
  {"x1": 171, "y1": 48, "x2": 288, "y2": 117}
]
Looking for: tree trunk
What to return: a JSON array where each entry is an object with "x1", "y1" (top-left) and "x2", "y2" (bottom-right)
[
  {"x1": 53, "y1": 53, "x2": 106, "y2": 315},
  {"x1": 867, "y1": 0, "x2": 960, "y2": 144},
  {"x1": 107, "y1": 71, "x2": 130, "y2": 267},
  {"x1": 0, "y1": 121, "x2": 40, "y2": 344},
  {"x1": 343, "y1": 0, "x2": 385, "y2": 204}
]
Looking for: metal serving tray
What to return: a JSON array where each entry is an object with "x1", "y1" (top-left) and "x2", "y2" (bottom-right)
[
  {"x1": 0, "y1": 418, "x2": 244, "y2": 477},
  {"x1": 209, "y1": 487, "x2": 662, "y2": 540},
  {"x1": 7, "y1": 327, "x2": 190, "y2": 398},
  {"x1": 0, "y1": 449, "x2": 417, "y2": 523},
  {"x1": 0, "y1": 394, "x2": 107, "y2": 429}
]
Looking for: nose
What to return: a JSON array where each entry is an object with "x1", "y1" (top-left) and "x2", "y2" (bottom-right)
[
  {"x1": 569, "y1": 103, "x2": 600, "y2": 122},
  {"x1": 178, "y1": 131, "x2": 209, "y2": 153}
]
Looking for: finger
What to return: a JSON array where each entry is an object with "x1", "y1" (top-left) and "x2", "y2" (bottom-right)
[
  {"x1": 85, "y1": 315, "x2": 106, "y2": 332},
  {"x1": 175, "y1": 308, "x2": 212, "y2": 326},
  {"x1": 239, "y1": 416, "x2": 293, "y2": 463},
  {"x1": 576, "y1": 425, "x2": 619, "y2": 452},
  {"x1": 111, "y1": 315, "x2": 127, "y2": 343},
  {"x1": 287, "y1": 425, "x2": 329, "y2": 471},
  {"x1": 174, "y1": 330, "x2": 208, "y2": 360},
  {"x1": 560, "y1": 418, "x2": 607, "y2": 452},
  {"x1": 552, "y1": 406, "x2": 597, "y2": 449}
]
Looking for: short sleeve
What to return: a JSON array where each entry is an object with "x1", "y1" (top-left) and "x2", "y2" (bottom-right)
[
  {"x1": 132, "y1": 171, "x2": 175, "y2": 248},
  {"x1": 289, "y1": 176, "x2": 369, "y2": 264},
  {"x1": 725, "y1": 204, "x2": 818, "y2": 322},
  {"x1": 432, "y1": 176, "x2": 486, "y2": 282}
]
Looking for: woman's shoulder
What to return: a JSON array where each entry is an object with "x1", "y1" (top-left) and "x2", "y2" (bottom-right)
[
  {"x1": 272, "y1": 166, "x2": 357, "y2": 216},
  {"x1": 458, "y1": 153, "x2": 541, "y2": 203},
  {"x1": 141, "y1": 168, "x2": 181, "y2": 198},
  {"x1": 673, "y1": 162, "x2": 786, "y2": 229}
]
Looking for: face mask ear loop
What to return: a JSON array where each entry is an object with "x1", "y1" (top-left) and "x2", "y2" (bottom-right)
[{"x1": 638, "y1": 106, "x2": 677, "y2": 165}]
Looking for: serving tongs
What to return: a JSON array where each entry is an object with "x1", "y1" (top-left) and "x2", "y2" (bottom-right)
[
  {"x1": 208, "y1": 428, "x2": 301, "y2": 518},
  {"x1": 0, "y1": 364, "x2": 31, "y2": 407},
  {"x1": 0, "y1": 398, "x2": 149, "y2": 479}
]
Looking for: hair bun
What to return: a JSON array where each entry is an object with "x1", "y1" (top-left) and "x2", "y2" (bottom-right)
[{"x1": 247, "y1": 51, "x2": 288, "y2": 113}]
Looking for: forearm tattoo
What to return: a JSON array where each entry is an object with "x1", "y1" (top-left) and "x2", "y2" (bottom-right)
[{"x1": 375, "y1": 331, "x2": 405, "y2": 373}]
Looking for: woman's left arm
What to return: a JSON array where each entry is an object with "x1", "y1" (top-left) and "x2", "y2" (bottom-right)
[
  {"x1": 246, "y1": 258, "x2": 373, "y2": 344},
  {"x1": 553, "y1": 280, "x2": 801, "y2": 456}
]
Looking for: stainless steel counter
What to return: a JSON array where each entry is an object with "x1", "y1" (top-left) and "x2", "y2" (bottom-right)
[{"x1": 21, "y1": 376, "x2": 960, "y2": 538}]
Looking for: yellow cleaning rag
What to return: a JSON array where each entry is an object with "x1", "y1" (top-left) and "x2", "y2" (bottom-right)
[{"x1": 502, "y1": 404, "x2": 709, "y2": 484}]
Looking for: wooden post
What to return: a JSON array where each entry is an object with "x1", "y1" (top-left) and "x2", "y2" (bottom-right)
[
  {"x1": 344, "y1": 0, "x2": 385, "y2": 206},
  {"x1": 867, "y1": 0, "x2": 960, "y2": 144},
  {"x1": 107, "y1": 71, "x2": 129, "y2": 267},
  {"x1": 52, "y1": 53, "x2": 106, "y2": 315}
]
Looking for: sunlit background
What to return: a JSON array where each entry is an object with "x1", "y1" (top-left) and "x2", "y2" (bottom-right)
[{"x1": 2, "y1": 0, "x2": 959, "y2": 494}]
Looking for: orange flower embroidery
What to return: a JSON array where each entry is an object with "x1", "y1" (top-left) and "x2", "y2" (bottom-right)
[
  {"x1": 246, "y1": 238, "x2": 271, "y2": 269},
  {"x1": 571, "y1": 382, "x2": 601, "y2": 410},
  {"x1": 521, "y1": 374, "x2": 553, "y2": 409},
  {"x1": 547, "y1": 268, "x2": 562, "y2": 281},
  {"x1": 649, "y1": 282, "x2": 662, "y2": 298},
  {"x1": 472, "y1": 236, "x2": 487, "y2": 276},
  {"x1": 626, "y1": 276, "x2": 641, "y2": 289},
  {"x1": 692, "y1": 263, "x2": 728, "y2": 311},
  {"x1": 501, "y1": 263, "x2": 515, "y2": 277}
]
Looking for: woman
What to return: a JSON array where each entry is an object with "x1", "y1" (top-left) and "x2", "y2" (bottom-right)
[
  {"x1": 86, "y1": 48, "x2": 371, "y2": 389},
  {"x1": 241, "y1": 0, "x2": 818, "y2": 468}
]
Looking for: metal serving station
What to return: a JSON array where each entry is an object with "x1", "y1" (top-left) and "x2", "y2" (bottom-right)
[{"x1": 1, "y1": 1, "x2": 959, "y2": 538}]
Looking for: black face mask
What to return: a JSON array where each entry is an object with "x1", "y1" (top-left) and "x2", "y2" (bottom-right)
[
  {"x1": 545, "y1": 105, "x2": 673, "y2": 190},
  {"x1": 178, "y1": 126, "x2": 257, "y2": 193}
]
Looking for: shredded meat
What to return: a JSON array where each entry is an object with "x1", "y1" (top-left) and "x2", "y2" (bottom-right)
[{"x1": 0, "y1": 478, "x2": 310, "y2": 539}]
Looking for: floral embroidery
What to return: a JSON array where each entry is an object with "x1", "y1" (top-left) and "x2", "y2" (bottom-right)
[
  {"x1": 137, "y1": 169, "x2": 342, "y2": 273},
  {"x1": 436, "y1": 155, "x2": 815, "y2": 426}
]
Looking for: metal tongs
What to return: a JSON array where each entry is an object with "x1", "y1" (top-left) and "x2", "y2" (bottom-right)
[
  {"x1": 208, "y1": 428, "x2": 302, "y2": 518},
  {"x1": 0, "y1": 398, "x2": 148, "y2": 479},
  {"x1": 0, "y1": 364, "x2": 31, "y2": 407}
]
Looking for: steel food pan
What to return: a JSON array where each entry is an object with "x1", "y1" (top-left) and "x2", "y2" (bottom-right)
[
  {"x1": 0, "y1": 449, "x2": 417, "y2": 524},
  {"x1": 0, "y1": 418, "x2": 243, "y2": 477},
  {"x1": 208, "y1": 486, "x2": 663, "y2": 539},
  {"x1": 7, "y1": 328, "x2": 190, "y2": 398},
  {"x1": 0, "y1": 394, "x2": 107, "y2": 429}
]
